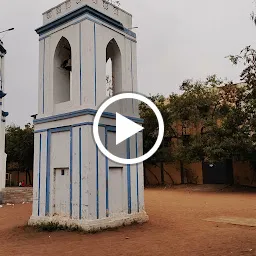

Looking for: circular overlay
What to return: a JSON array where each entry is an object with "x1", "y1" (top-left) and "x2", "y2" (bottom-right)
[{"x1": 93, "y1": 93, "x2": 164, "y2": 165}]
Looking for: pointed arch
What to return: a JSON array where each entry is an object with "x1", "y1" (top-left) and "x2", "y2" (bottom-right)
[
  {"x1": 106, "y1": 39, "x2": 122, "y2": 96},
  {"x1": 53, "y1": 37, "x2": 72, "y2": 104}
]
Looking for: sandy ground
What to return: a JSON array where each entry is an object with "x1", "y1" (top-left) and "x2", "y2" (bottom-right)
[{"x1": 0, "y1": 186, "x2": 255, "y2": 256}]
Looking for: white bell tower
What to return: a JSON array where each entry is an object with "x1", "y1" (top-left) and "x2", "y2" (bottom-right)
[{"x1": 29, "y1": 0, "x2": 148, "y2": 231}]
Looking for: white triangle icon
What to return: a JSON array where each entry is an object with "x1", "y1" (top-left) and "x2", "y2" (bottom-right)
[{"x1": 116, "y1": 113, "x2": 144, "y2": 145}]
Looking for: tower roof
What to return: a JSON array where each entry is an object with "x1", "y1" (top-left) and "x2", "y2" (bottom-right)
[{"x1": 41, "y1": 0, "x2": 132, "y2": 29}]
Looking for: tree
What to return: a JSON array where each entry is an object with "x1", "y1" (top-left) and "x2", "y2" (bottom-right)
[
  {"x1": 227, "y1": 46, "x2": 256, "y2": 182},
  {"x1": 172, "y1": 76, "x2": 250, "y2": 163},
  {"x1": 140, "y1": 75, "x2": 251, "y2": 184},
  {"x1": 5, "y1": 124, "x2": 34, "y2": 185},
  {"x1": 139, "y1": 94, "x2": 176, "y2": 184}
]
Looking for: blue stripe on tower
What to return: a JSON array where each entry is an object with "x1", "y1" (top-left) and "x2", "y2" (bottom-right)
[
  {"x1": 131, "y1": 41, "x2": 134, "y2": 113},
  {"x1": 79, "y1": 127, "x2": 82, "y2": 219},
  {"x1": 94, "y1": 23, "x2": 97, "y2": 106},
  {"x1": 45, "y1": 130, "x2": 51, "y2": 215},
  {"x1": 127, "y1": 139, "x2": 131, "y2": 214},
  {"x1": 96, "y1": 145, "x2": 99, "y2": 219},
  {"x1": 70, "y1": 128, "x2": 73, "y2": 218},
  {"x1": 136, "y1": 134, "x2": 139, "y2": 212},
  {"x1": 38, "y1": 134, "x2": 42, "y2": 216},
  {"x1": 42, "y1": 39, "x2": 46, "y2": 114},
  {"x1": 105, "y1": 128, "x2": 109, "y2": 217},
  {"x1": 79, "y1": 23, "x2": 82, "y2": 105}
]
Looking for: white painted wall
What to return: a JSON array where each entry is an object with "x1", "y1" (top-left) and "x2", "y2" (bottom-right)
[
  {"x1": 50, "y1": 131, "x2": 70, "y2": 216},
  {"x1": 37, "y1": 17, "x2": 138, "y2": 118},
  {"x1": 109, "y1": 167, "x2": 125, "y2": 216}
]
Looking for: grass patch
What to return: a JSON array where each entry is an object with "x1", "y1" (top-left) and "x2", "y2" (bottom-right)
[{"x1": 31, "y1": 222, "x2": 84, "y2": 233}]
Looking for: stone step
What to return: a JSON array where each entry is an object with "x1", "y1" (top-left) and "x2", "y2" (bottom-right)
[{"x1": 1, "y1": 187, "x2": 33, "y2": 204}]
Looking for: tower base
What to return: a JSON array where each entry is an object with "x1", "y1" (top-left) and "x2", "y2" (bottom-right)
[{"x1": 28, "y1": 212, "x2": 149, "y2": 232}]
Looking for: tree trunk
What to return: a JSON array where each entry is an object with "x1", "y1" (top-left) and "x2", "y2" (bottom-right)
[
  {"x1": 18, "y1": 170, "x2": 20, "y2": 186},
  {"x1": 226, "y1": 159, "x2": 234, "y2": 185},
  {"x1": 160, "y1": 162, "x2": 165, "y2": 185},
  {"x1": 180, "y1": 161, "x2": 185, "y2": 184},
  {"x1": 26, "y1": 170, "x2": 32, "y2": 186}
]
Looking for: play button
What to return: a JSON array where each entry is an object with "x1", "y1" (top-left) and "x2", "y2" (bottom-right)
[
  {"x1": 93, "y1": 93, "x2": 164, "y2": 165},
  {"x1": 116, "y1": 113, "x2": 144, "y2": 145}
]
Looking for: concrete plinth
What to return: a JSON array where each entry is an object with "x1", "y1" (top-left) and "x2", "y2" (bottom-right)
[{"x1": 29, "y1": 212, "x2": 149, "y2": 232}]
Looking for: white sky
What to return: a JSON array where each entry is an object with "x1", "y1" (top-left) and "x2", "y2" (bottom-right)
[{"x1": 1, "y1": 0, "x2": 256, "y2": 126}]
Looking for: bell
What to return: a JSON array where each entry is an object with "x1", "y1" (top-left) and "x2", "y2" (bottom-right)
[{"x1": 61, "y1": 58, "x2": 72, "y2": 71}]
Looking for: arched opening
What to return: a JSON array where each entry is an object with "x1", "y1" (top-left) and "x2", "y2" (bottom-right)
[
  {"x1": 106, "y1": 39, "x2": 122, "y2": 97},
  {"x1": 53, "y1": 37, "x2": 72, "y2": 104}
]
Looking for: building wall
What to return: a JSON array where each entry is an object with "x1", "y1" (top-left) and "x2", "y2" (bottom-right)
[
  {"x1": 184, "y1": 162, "x2": 203, "y2": 185},
  {"x1": 233, "y1": 161, "x2": 256, "y2": 187},
  {"x1": 144, "y1": 162, "x2": 203, "y2": 186},
  {"x1": 145, "y1": 161, "x2": 256, "y2": 187},
  {"x1": 32, "y1": 120, "x2": 145, "y2": 220},
  {"x1": 6, "y1": 170, "x2": 33, "y2": 187}
]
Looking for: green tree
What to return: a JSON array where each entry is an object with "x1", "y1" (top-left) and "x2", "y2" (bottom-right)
[
  {"x1": 5, "y1": 123, "x2": 34, "y2": 185},
  {"x1": 172, "y1": 76, "x2": 249, "y2": 163},
  {"x1": 140, "y1": 75, "x2": 250, "y2": 184},
  {"x1": 228, "y1": 46, "x2": 256, "y2": 182}
]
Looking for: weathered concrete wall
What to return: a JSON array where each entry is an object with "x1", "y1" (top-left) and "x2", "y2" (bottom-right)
[
  {"x1": 233, "y1": 161, "x2": 256, "y2": 187},
  {"x1": 144, "y1": 162, "x2": 203, "y2": 186},
  {"x1": 1, "y1": 187, "x2": 33, "y2": 204},
  {"x1": 145, "y1": 161, "x2": 256, "y2": 187},
  {"x1": 184, "y1": 162, "x2": 203, "y2": 185}
]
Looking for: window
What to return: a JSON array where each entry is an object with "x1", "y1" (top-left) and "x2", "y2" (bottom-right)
[
  {"x1": 53, "y1": 37, "x2": 72, "y2": 104},
  {"x1": 106, "y1": 39, "x2": 122, "y2": 97}
]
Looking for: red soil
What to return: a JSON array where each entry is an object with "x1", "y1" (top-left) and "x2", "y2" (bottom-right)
[{"x1": 0, "y1": 186, "x2": 255, "y2": 256}]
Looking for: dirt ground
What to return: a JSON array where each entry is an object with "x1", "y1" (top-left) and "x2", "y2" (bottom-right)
[{"x1": 0, "y1": 186, "x2": 255, "y2": 256}]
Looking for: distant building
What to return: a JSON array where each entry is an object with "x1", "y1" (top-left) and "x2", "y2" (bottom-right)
[{"x1": 0, "y1": 39, "x2": 8, "y2": 191}]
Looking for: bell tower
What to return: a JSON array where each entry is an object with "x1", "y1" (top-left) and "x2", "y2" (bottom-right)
[{"x1": 29, "y1": 0, "x2": 148, "y2": 231}]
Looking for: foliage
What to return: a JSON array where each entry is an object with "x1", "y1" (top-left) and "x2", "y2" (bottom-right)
[
  {"x1": 141, "y1": 45, "x2": 256, "y2": 185},
  {"x1": 228, "y1": 46, "x2": 256, "y2": 167},
  {"x1": 5, "y1": 124, "x2": 34, "y2": 174},
  {"x1": 140, "y1": 75, "x2": 253, "y2": 166},
  {"x1": 139, "y1": 95, "x2": 174, "y2": 164}
]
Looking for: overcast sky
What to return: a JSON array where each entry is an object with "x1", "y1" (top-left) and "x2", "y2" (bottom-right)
[{"x1": 1, "y1": 0, "x2": 256, "y2": 126}]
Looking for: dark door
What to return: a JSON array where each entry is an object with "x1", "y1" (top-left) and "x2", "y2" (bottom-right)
[{"x1": 203, "y1": 160, "x2": 233, "y2": 184}]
